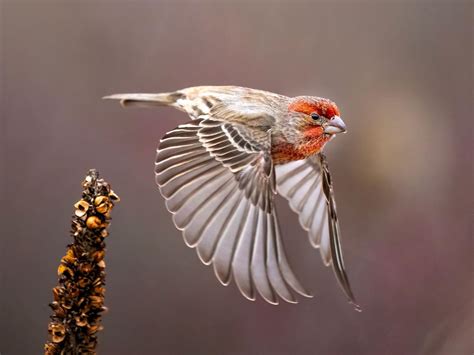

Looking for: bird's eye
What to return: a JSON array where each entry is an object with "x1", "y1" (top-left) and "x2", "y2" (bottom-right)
[{"x1": 311, "y1": 112, "x2": 320, "y2": 120}]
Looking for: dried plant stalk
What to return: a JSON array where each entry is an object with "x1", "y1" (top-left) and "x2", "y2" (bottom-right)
[{"x1": 45, "y1": 169, "x2": 119, "y2": 355}]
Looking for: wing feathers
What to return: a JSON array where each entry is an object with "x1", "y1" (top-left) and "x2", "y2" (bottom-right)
[
  {"x1": 273, "y1": 212, "x2": 313, "y2": 298},
  {"x1": 155, "y1": 120, "x2": 310, "y2": 304},
  {"x1": 251, "y1": 210, "x2": 278, "y2": 304},
  {"x1": 196, "y1": 188, "x2": 241, "y2": 264},
  {"x1": 265, "y1": 213, "x2": 298, "y2": 303},
  {"x1": 213, "y1": 198, "x2": 250, "y2": 285},
  {"x1": 276, "y1": 154, "x2": 359, "y2": 309},
  {"x1": 232, "y1": 204, "x2": 259, "y2": 301}
]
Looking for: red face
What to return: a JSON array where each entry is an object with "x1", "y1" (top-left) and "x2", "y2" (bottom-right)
[
  {"x1": 288, "y1": 97, "x2": 340, "y2": 119},
  {"x1": 273, "y1": 96, "x2": 342, "y2": 162}
]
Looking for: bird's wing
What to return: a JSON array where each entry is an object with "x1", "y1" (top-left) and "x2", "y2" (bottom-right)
[
  {"x1": 155, "y1": 118, "x2": 312, "y2": 304},
  {"x1": 275, "y1": 154, "x2": 360, "y2": 309}
]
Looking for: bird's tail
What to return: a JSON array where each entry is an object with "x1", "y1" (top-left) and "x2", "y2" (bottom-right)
[{"x1": 102, "y1": 92, "x2": 184, "y2": 108}]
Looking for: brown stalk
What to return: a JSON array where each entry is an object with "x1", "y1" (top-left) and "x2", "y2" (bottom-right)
[{"x1": 45, "y1": 169, "x2": 119, "y2": 355}]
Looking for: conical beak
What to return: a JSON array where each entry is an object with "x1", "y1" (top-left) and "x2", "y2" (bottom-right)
[{"x1": 324, "y1": 116, "x2": 347, "y2": 134}]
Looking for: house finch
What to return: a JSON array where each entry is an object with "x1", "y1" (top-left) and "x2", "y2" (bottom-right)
[{"x1": 104, "y1": 86, "x2": 359, "y2": 309}]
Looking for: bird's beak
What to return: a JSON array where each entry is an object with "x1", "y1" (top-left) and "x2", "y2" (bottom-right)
[{"x1": 324, "y1": 116, "x2": 347, "y2": 134}]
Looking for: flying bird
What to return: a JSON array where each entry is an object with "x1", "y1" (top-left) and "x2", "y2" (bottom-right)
[{"x1": 104, "y1": 86, "x2": 359, "y2": 309}]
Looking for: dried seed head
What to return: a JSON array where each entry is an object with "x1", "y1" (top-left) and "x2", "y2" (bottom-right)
[
  {"x1": 108, "y1": 190, "x2": 120, "y2": 202},
  {"x1": 57, "y1": 264, "x2": 73, "y2": 277},
  {"x1": 46, "y1": 170, "x2": 118, "y2": 353},
  {"x1": 97, "y1": 260, "x2": 106, "y2": 269},
  {"x1": 74, "y1": 200, "x2": 90, "y2": 218},
  {"x1": 44, "y1": 342, "x2": 60, "y2": 354},
  {"x1": 57, "y1": 309, "x2": 67, "y2": 319},
  {"x1": 102, "y1": 209, "x2": 112, "y2": 219},
  {"x1": 92, "y1": 250, "x2": 105, "y2": 262},
  {"x1": 75, "y1": 313, "x2": 88, "y2": 327},
  {"x1": 94, "y1": 285, "x2": 105, "y2": 295},
  {"x1": 94, "y1": 196, "x2": 108, "y2": 206},
  {"x1": 50, "y1": 301, "x2": 66, "y2": 318},
  {"x1": 49, "y1": 322, "x2": 66, "y2": 343},
  {"x1": 89, "y1": 295, "x2": 103, "y2": 308},
  {"x1": 86, "y1": 216, "x2": 102, "y2": 229},
  {"x1": 94, "y1": 196, "x2": 110, "y2": 214},
  {"x1": 72, "y1": 221, "x2": 83, "y2": 237},
  {"x1": 62, "y1": 297, "x2": 73, "y2": 310},
  {"x1": 52, "y1": 287, "x2": 63, "y2": 302},
  {"x1": 61, "y1": 249, "x2": 76, "y2": 265},
  {"x1": 82, "y1": 174, "x2": 94, "y2": 188},
  {"x1": 87, "y1": 323, "x2": 103, "y2": 335},
  {"x1": 79, "y1": 263, "x2": 93, "y2": 274},
  {"x1": 92, "y1": 277, "x2": 102, "y2": 287},
  {"x1": 77, "y1": 277, "x2": 88, "y2": 288}
]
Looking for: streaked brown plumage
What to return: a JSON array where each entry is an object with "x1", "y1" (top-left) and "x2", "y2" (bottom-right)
[{"x1": 104, "y1": 85, "x2": 359, "y2": 309}]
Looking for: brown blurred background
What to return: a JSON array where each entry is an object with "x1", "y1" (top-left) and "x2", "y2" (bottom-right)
[{"x1": 1, "y1": 1, "x2": 472, "y2": 354}]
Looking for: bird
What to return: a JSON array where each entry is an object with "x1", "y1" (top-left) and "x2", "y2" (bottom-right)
[{"x1": 104, "y1": 86, "x2": 360, "y2": 310}]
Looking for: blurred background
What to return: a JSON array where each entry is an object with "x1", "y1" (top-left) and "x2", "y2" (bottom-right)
[{"x1": 1, "y1": 1, "x2": 472, "y2": 354}]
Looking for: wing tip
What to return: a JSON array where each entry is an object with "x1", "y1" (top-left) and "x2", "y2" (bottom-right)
[
  {"x1": 351, "y1": 301, "x2": 362, "y2": 312},
  {"x1": 294, "y1": 287, "x2": 314, "y2": 299},
  {"x1": 240, "y1": 291, "x2": 257, "y2": 302},
  {"x1": 214, "y1": 267, "x2": 232, "y2": 287},
  {"x1": 266, "y1": 299, "x2": 279, "y2": 306}
]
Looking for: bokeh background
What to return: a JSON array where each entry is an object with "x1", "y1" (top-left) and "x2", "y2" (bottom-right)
[{"x1": 1, "y1": 1, "x2": 472, "y2": 354}]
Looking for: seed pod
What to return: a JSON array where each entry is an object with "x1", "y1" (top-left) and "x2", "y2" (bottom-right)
[
  {"x1": 79, "y1": 263, "x2": 93, "y2": 274},
  {"x1": 92, "y1": 250, "x2": 105, "y2": 262},
  {"x1": 87, "y1": 323, "x2": 103, "y2": 335},
  {"x1": 61, "y1": 249, "x2": 76, "y2": 265},
  {"x1": 86, "y1": 216, "x2": 102, "y2": 229},
  {"x1": 75, "y1": 313, "x2": 88, "y2": 327},
  {"x1": 94, "y1": 196, "x2": 110, "y2": 214},
  {"x1": 92, "y1": 277, "x2": 102, "y2": 287},
  {"x1": 89, "y1": 295, "x2": 103, "y2": 308},
  {"x1": 48, "y1": 323, "x2": 66, "y2": 343},
  {"x1": 108, "y1": 190, "x2": 120, "y2": 202},
  {"x1": 44, "y1": 342, "x2": 60, "y2": 354},
  {"x1": 57, "y1": 264, "x2": 73, "y2": 277},
  {"x1": 62, "y1": 297, "x2": 73, "y2": 310},
  {"x1": 74, "y1": 200, "x2": 90, "y2": 218},
  {"x1": 52, "y1": 287, "x2": 63, "y2": 302},
  {"x1": 54, "y1": 306, "x2": 67, "y2": 319},
  {"x1": 77, "y1": 277, "x2": 88, "y2": 288},
  {"x1": 82, "y1": 174, "x2": 93, "y2": 188}
]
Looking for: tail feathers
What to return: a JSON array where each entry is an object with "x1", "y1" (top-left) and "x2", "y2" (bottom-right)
[{"x1": 103, "y1": 92, "x2": 183, "y2": 108}]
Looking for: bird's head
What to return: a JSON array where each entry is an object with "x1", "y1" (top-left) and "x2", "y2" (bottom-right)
[
  {"x1": 288, "y1": 96, "x2": 346, "y2": 138},
  {"x1": 284, "y1": 96, "x2": 346, "y2": 157}
]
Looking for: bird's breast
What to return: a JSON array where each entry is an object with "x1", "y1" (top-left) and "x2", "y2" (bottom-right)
[
  {"x1": 271, "y1": 142, "x2": 307, "y2": 164},
  {"x1": 271, "y1": 134, "x2": 330, "y2": 165}
]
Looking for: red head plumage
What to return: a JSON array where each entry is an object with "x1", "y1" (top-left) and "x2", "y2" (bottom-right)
[{"x1": 288, "y1": 97, "x2": 340, "y2": 118}]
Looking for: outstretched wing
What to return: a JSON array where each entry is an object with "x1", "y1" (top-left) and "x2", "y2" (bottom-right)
[
  {"x1": 155, "y1": 118, "x2": 312, "y2": 304},
  {"x1": 275, "y1": 154, "x2": 360, "y2": 309}
]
